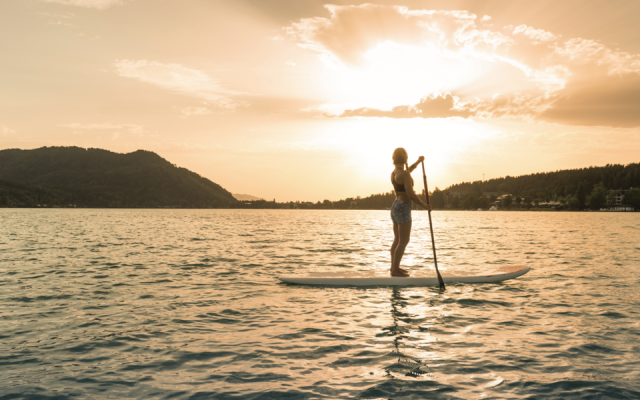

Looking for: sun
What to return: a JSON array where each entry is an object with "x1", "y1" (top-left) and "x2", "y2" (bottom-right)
[
  {"x1": 313, "y1": 116, "x2": 498, "y2": 189},
  {"x1": 321, "y1": 41, "x2": 493, "y2": 113}
]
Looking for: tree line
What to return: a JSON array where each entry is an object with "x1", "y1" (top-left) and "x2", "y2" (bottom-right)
[
  {"x1": 2, "y1": 147, "x2": 638, "y2": 211},
  {"x1": 248, "y1": 163, "x2": 640, "y2": 211},
  {"x1": 442, "y1": 163, "x2": 640, "y2": 210}
]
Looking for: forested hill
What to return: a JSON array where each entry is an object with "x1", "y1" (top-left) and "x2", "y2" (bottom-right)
[
  {"x1": 0, "y1": 147, "x2": 238, "y2": 208},
  {"x1": 446, "y1": 163, "x2": 640, "y2": 200},
  {"x1": 294, "y1": 163, "x2": 640, "y2": 211}
]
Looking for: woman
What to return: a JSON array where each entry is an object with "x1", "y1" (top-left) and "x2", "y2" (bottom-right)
[{"x1": 390, "y1": 148, "x2": 431, "y2": 277}]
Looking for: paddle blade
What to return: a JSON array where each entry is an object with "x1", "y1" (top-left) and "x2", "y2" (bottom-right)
[{"x1": 436, "y1": 271, "x2": 446, "y2": 290}]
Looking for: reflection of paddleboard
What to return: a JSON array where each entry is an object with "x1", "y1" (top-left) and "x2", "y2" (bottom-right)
[{"x1": 279, "y1": 265, "x2": 530, "y2": 287}]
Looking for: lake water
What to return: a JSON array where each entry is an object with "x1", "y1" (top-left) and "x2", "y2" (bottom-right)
[{"x1": 1, "y1": 209, "x2": 639, "y2": 399}]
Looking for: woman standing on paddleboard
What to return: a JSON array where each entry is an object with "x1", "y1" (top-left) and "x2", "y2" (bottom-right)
[{"x1": 390, "y1": 148, "x2": 431, "y2": 277}]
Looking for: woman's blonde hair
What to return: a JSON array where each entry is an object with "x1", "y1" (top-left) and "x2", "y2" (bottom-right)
[{"x1": 392, "y1": 147, "x2": 408, "y2": 166}]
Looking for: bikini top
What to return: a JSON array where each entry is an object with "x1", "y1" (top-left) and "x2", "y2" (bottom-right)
[{"x1": 391, "y1": 171, "x2": 407, "y2": 193}]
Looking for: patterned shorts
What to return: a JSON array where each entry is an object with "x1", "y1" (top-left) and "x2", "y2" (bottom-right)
[{"x1": 390, "y1": 200, "x2": 412, "y2": 224}]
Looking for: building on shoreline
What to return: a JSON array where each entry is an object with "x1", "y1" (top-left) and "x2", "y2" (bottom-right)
[
  {"x1": 607, "y1": 189, "x2": 629, "y2": 206},
  {"x1": 601, "y1": 206, "x2": 634, "y2": 212},
  {"x1": 495, "y1": 194, "x2": 512, "y2": 207},
  {"x1": 537, "y1": 201, "x2": 563, "y2": 209}
]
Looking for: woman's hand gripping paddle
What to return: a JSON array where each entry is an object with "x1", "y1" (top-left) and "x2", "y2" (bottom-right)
[{"x1": 421, "y1": 161, "x2": 446, "y2": 290}]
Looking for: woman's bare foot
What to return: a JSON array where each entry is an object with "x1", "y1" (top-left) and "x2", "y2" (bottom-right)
[
  {"x1": 390, "y1": 267, "x2": 409, "y2": 274},
  {"x1": 391, "y1": 269, "x2": 410, "y2": 277}
]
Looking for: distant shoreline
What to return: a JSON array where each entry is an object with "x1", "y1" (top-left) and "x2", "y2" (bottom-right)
[
  {"x1": 1, "y1": 206, "x2": 636, "y2": 212},
  {"x1": 2, "y1": 147, "x2": 638, "y2": 211}
]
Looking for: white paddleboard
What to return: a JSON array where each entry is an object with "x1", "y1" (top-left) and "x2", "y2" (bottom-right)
[{"x1": 279, "y1": 265, "x2": 530, "y2": 287}]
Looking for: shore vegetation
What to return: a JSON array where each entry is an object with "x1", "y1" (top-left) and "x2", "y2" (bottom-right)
[{"x1": 1, "y1": 147, "x2": 638, "y2": 211}]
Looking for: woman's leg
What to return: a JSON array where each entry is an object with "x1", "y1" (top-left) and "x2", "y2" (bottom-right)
[
  {"x1": 390, "y1": 223, "x2": 399, "y2": 271},
  {"x1": 391, "y1": 221, "x2": 411, "y2": 276},
  {"x1": 390, "y1": 223, "x2": 408, "y2": 274}
]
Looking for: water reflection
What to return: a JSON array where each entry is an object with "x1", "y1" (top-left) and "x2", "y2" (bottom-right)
[{"x1": 383, "y1": 289, "x2": 430, "y2": 379}]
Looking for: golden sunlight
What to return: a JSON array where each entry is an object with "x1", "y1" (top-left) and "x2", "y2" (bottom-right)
[
  {"x1": 321, "y1": 41, "x2": 493, "y2": 112},
  {"x1": 313, "y1": 117, "x2": 497, "y2": 185},
  {"x1": 3, "y1": 1, "x2": 640, "y2": 202}
]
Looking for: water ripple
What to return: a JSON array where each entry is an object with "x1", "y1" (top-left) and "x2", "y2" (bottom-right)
[{"x1": 0, "y1": 209, "x2": 639, "y2": 398}]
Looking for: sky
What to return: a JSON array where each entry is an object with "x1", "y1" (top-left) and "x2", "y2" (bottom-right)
[{"x1": 1, "y1": 0, "x2": 640, "y2": 202}]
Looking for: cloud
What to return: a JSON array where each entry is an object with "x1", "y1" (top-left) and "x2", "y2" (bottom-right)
[
  {"x1": 288, "y1": 4, "x2": 640, "y2": 127},
  {"x1": 509, "y1": 24, "x2": 559, "y2": 43},
  {"x1": 287, "y1": 5, "x2": 511, "y2": 66},
  {"x1": 554, "y1": 38, "x2": 640, "y2": 75},
  {"x1": 1, "y1": 125, "x2": 17, "y2": 136},
  {"x1": 180, "y1": 106, "x2": 212, "y2": 117},
  {"x1": 339, "y1": 82, "x2": 640, "y2": 127},
  {"x1": 59, "y1": 122, "x2": 145, "y2": 135},
  {"x1": 540, "y1": 73, "x2": 640, "y2": 127},
  {"x1": 114, "y1": 60, "x2": 247, "y2": 110},
  {"x1": 39, "y1": 11, "x2": 78, "y2": 28},
  {"x1": 339, "y1": 93, "x2": 473, "y2": 119},
  {"x1": 338, "y1": 92, "x2": 554, "y2": 122},
  {"x1": 40, "y1": 0, "x2": 125, "y2": 10},
  {"x1": 470, "y1": 93, "x2": 551, "y2": 120}
]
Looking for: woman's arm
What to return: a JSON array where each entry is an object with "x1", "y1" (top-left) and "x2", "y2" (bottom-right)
[
  {"x1": 407, "y1": 156, "x2": 425, "y2": 173},
  {"x1": 400, "y1": 171, "x2": 431, "y2": 210}
]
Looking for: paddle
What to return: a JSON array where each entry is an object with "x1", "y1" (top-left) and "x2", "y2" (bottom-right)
[{"x1": 421, "y1": 161, "x2": 446, "y2": 290}]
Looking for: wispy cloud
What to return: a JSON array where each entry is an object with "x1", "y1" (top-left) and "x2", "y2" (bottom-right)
[
  {"x1": 1, "y1": 125, "x2": 17, "y2": 136},
  {"x1": 509, "y1": 24, "x2": 559, "y2": 43},
  {"x1": 40, "y1": 11, "x2": 78, "y2": 28},
  {"x1": 114, "y1": 59, "x2": 248, "y2": 110},
  {"x1": 288, "y1": 4, "x2": 640, "y2": 127},
  {"x1": 287, "y1": 6, "x2": 512, "y2": 66},
  {"x1": 40, "y1": 0, "x2": 126, "y2": 10},
  {"x1": 59, "y1": 122, "x2": 145, "y2": 135},
  {"x1": 180, "y1": 106, "x2": 212, "y2": 117}
]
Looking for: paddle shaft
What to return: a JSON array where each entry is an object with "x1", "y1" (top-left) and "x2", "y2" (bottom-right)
[{"x1": 421, "y1": 161, "x2": 445, "y2": 290}]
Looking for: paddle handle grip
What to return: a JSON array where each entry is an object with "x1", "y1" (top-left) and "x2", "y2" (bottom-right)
[{"x1": 421, "y1": 162, "x2": 430, "y2": 206}]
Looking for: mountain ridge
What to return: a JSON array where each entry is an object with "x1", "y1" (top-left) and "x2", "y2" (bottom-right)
[
  {"x1": 0, "y1": 147, "x2": 238, "y2": 208},
  {"x1": 232, "y1": 193, "x2": 263, "y2": 201}
]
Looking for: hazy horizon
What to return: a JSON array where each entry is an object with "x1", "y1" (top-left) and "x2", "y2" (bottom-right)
[{"x1": 2, "y1": 0, "x2": 640, "y2": 202}]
